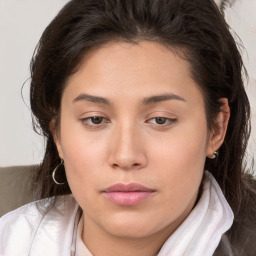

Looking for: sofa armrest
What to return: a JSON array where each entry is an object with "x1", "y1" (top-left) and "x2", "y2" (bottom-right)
[{"x1": 0, "y1": 165, "x2": 37, "y2": 217}]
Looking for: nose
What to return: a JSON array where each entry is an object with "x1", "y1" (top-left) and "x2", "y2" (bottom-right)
[{"x1": 108, "y1": 122, "x2": 147, "y2": 171}]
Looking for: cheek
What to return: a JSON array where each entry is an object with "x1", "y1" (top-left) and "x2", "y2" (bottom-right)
[
  {"x1": 152, "y1": 122, "x2": 208, "y2": 168},
  {"x1": 148, "y1": 117, "x2": 208, "y2": 195},
  {"x1": 60, "y1": 137, "x2": 106, "y2": 211},
  {"x1": 57, "y1": 120, "x2": 107, "y2": 193},
  {"x1": 62, "y1": 140, "x2": 105, "y2": 180}
]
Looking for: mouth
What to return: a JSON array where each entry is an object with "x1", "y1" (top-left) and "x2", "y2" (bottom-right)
[{"x1": 102, "y1": 183, "x2": 156, "y2": 206}]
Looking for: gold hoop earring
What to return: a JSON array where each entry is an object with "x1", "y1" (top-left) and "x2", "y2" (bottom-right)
[
  {"x1": 52, "y1": 159, "x2": 66, "y2": 185},
  {"x1": 208, "y1": 151, "x2": 218, "y2": 159}
]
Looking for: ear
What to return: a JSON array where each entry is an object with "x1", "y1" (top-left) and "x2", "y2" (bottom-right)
[
  {"x1": 49, "y1": 119, "x2": 64, "y2": 159},
  {"x1": 206, "y1": 98, "x2": 230, "y2": 158}
]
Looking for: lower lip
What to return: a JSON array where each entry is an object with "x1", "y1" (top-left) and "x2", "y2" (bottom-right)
[{"x1": 103, "y1": 191, "x2": 154, "y2": 206}]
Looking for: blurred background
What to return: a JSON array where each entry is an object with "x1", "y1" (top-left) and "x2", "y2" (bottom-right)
[{"x1": 0, "y1": 0, "x2": 255, "y2": 167}]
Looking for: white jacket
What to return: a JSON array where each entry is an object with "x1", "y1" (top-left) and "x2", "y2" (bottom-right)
[{"x1": 0, "y1": 172, "x2": 233, "y2": 256}]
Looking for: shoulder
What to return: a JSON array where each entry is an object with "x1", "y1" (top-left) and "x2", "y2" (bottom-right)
[
  {"x1": 0, "y1": 198, "x2": 47, "y2": 238},
  {"x1": 215, "y1": 174, "x2": 256, "y2": 256},
  {"x1": 229, "y1": 174, "x2": 256, "y2": 255},
  {"x1": 0, "y1": 195, "x2": 80, "y2": 255},
  {"x1": 0, "y1": 194, "x2": 77, "y2": 227}
]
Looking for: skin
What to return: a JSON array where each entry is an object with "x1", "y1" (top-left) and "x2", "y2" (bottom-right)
[{"x1": 53, "y1": 41, "x2": 230, "y2": 256}]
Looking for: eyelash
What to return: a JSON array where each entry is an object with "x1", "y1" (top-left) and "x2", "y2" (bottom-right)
[
  {"x1": 80, "y1": 116, "x2": 110, "y2": 128},
  {"x1": 80, "y1": 116, "x2": 177, "y2": 129},
  {"x1": 147, "y1": 117, "x2": 177, "y2": 127}
]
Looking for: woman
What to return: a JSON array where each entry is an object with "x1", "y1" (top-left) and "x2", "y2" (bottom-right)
[{"x1": 0, "y1": 0, "x2": 255, "y2": 255}]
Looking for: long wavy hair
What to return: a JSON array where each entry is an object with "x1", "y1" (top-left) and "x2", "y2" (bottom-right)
[{"x1": 30, "y1": 0, "x2": 253, "y2": 218}]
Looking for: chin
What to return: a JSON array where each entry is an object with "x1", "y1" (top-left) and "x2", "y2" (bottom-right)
[{"x1": 98, "y1": 213, "x2": 171, "y2": 239}]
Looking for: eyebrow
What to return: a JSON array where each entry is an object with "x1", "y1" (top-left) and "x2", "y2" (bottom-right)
[
  {"x1": 73, "y1": 92, "x2": 186, "y2": 105},
  {"x1": 142, "y1": 93, "x2": 186, "y2": 105},
  {"x1": 73, "y1": 94, "x2": 110, "y2": 105}
]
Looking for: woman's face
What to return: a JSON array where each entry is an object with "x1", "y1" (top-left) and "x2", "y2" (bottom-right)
[{"x1": 54, "y1": 41, "x2": 217, "y2": 240}]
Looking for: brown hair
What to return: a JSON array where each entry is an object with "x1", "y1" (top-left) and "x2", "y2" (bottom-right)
[{"x1": 30, "y1": 0, "x2": 254, "y2": 219}]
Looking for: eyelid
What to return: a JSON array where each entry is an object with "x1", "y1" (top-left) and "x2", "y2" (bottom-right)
[
  {"x1": 145, "y1": 112, "x2": 178, "y2": 129},
  {"x1": 80, "y1": 117, "x2": 110, "y2": 130},
  {"x1": 146, "y1": 117, "x2": 177, "y2": 124},
  {"x1": 79, "y1": 112, "x2": 110, "y2": 129},
  {"x1": 78, "y1": 111, "x2": 107, "y2": 118},
  {"x1": 145, "y1": 111, "x2": 177, "y2": 120}
]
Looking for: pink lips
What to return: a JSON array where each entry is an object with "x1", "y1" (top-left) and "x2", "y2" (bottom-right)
[{"x1": 102, "y1": 183, "x2": 155, "y2": 206}]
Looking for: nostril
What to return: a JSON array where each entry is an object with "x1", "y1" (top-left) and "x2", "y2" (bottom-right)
[{"x1": 112, "y1": 162, "x2": 141, "y2": 170}]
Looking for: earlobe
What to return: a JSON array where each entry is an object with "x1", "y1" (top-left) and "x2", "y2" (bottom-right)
[
  {"x1": 49, "y1": 120, "x2": 64, "y2": 159},
  {"x1": 207, "y1": 98, "x2": 230, "y2": 158}
]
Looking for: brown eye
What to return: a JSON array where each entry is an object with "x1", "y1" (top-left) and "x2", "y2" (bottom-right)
[
  {"x1": 90, "y1": 116, "x2": 104, "y2": 124},
  {"x1": 147, "y1": 117, "x2": 177, "y2": 128},
  {"x1": 81, "y1": 116, "x2": 109, "y2": 128},
  {"x1": 155, "y1": 117, "x2": 167, "y2": 124}
]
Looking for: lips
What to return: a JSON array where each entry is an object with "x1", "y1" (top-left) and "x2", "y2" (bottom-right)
[{"x1": 102, "y1": 183, "x2": 156, "y2": 206}]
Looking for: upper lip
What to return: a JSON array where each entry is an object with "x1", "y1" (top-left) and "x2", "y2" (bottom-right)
[{"x1": 103, "y1": 183, "x2": 155, "y2": 193}]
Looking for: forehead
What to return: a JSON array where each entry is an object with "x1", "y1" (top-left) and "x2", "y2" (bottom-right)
[
  {"x1": 76, "y1": 41, "x2": 191, "y2": 78},
  {"x1": 64, "y1": 41, "x2": 204, "y2": 107}
]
